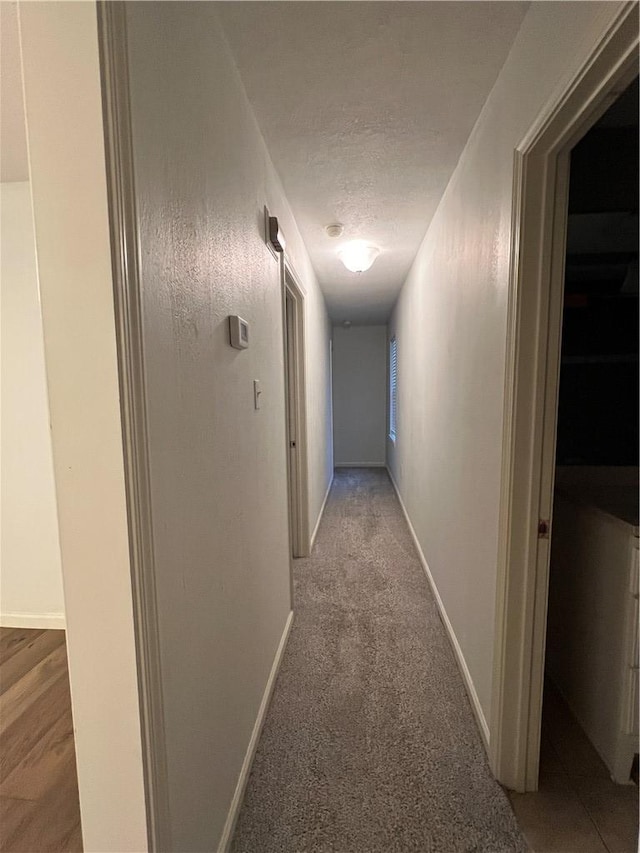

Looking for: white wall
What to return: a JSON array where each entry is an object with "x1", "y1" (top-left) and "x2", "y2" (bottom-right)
[
  {"x1": 387, "y1": 2, "x2": 628, "y2": 731},
  {"x1": 125, "y1": 4, "x2": 332, "y2": 849},
  {"x1": 304, "y1": 272, "x2": 334, "y2": 527},
  {"x1": 1, "y1": 181, "x2": 64, "y2": 628},
  {"x1": 19, "y1": 4, "x2": 148, "y2": 849},
  {"x1": 333, "y1": 325, "x2": 387, "y2": 467}
]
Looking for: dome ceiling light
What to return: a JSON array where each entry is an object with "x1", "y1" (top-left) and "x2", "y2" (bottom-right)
[{"x1": 338, "y1": 240, "x2": 380, "y2": 274}]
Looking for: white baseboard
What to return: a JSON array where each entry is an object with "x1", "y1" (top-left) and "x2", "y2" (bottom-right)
[
  {"x1": 335, "y1": 463, "x2": 386, "y2": 468},
  {"x1": 0, "y1": 611, "x2": 66, "y2": 630},
  {"x1": 309, "y1": 474, "x2": 333, "y2": 553},
  {"x1": 386, "y1": 467, "x2": 490, "y2": 748},
  {"x1": 218, "y1": 609, "x2": 294, "y2": 852}
]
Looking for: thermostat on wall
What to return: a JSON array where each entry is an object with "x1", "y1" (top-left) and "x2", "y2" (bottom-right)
[{"x1": 228, "y1": 315, "x2": 249, "y2": 349}]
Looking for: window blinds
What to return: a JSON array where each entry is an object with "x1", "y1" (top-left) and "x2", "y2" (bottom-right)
[{"x1": 389, "y1": 337, "x2": 398, "y2": 440}]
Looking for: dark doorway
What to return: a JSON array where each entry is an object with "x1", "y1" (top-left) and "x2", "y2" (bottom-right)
[{"x1": 540, "y1": 76, "x2": 639, "y2": 849}]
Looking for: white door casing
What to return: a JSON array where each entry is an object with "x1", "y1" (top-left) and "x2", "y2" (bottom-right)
[
  {"x1": 282, "y1": 261, "x2": 311, "y2": 564},
  {"x1": 491, "y1": 2, "x2": 638, "y2": 793}
]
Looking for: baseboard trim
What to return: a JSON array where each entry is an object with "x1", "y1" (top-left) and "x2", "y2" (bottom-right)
[
  {"x1": 0, "y1": 611, "x2": 66, "y2": 630},
  {"x1": 386, "y1": 467, "x2": 490, "y2": 749},
  {"x1": 309, "y1": 475, "x2": 333, "y2": 552},
  {"x1": 217, "y1": 609, "x2": 294, "y2": 852},
  {"x1": 335, "y1": 463, "x2": 386, "y2": 468}
]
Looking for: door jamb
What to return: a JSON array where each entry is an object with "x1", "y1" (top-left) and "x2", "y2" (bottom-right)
[
  {"x1": 282, "y1": 259, "x2": 311, "y2": 561},
  {"x1": 491, "y1": 2, "x2": 638, "y2": 793},
  {"x1": 97, "y1": 3, "x2": 171, "y2": 848}
]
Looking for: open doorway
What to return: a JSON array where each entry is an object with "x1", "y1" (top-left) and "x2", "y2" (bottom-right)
[
  {"x1": 518, "y1": 75, "x2": 639, "y2": 848},
  {"x1": 0, "y1": 4, "x2": 82, "y2": 848},
  {"x1": 543, "y1": 74, "x2": 638, "y2": 783},
  {"x1": 283, "y1": 266, "x2": 310, "y2": 564},
  {"x1": 491, "y1": 6, "x2": 638, "y2": 799}
]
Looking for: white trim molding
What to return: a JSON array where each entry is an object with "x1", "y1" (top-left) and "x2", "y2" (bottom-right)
[
  {"x1": 309, "y1": 474, "x2": 334, "y2": 553},
  {"x1": 97, "y1": 3, "x2": 171, "y2": 846},
  {"x1": 218, "y1": 610, "x2": 294, "y2": 852},
  {"x1": 386, "y1": 467, "x2": 490, "y2": 748},
  {"x1": 335, "y1": 463, "x2": 387, "y2": 468},
  {"x1": 282, "y1": 259, "x2": 312, "y2": 561},
  {"x1": 0, "y1": 612, "x2": 66, "y2": 630},
  {"x1": 491, "y1": 3, "x2": 638, "y2": 793}
]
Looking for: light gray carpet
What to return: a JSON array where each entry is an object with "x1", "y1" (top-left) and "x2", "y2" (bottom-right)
[{"x1": 231, "y1": 468, "x2": 528, "y2": 852}]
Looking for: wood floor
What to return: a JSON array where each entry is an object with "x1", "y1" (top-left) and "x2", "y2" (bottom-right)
[{"x1": 0, "y1": 628, "x2": 82, "y2": 852}]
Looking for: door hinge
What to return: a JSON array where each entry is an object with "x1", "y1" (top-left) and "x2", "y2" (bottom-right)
[{"x1": 538, "y1": 519, "x2": 550, "y2": 539}]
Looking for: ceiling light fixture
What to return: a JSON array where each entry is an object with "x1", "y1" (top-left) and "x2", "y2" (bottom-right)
[{"x1": 338, "y1": 240, "x2": 380, "y2": 273}]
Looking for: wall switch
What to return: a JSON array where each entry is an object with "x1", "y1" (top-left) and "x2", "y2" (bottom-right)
[{"x1": 253, "y1": 380, "x2": 262, "y2": 410}]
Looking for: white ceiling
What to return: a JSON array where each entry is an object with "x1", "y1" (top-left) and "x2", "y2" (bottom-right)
[
  {"x1": 219, "y1": 2, "x2": 529, "y2": 324},
  {"x1": 1, "y1": 1, "x2": 29, "y2": 183}
]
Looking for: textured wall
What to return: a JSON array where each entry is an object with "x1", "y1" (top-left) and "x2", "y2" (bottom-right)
[
  {"x1": 0, "y1": 182, "x2": 64, "y2": 626},
  {"x1": 388, "y1": 1, "x2": 626, "y2": 728},
  {"x1": 126, "y1": 3, "x2": 332, "y2": 848},
  {"x1": 333, "y1": 325, "x2": 387, "y2": 467}
]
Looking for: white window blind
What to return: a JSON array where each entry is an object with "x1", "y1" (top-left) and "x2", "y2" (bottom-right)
[{"x1": 389, "y1": 337, "x2": 397, "y2": 440}]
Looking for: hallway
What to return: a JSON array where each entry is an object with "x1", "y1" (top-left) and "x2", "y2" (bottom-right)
[
  {"x1": 4, "y1": 3, "x2": 636, "y2": 847},
  {"x1": 232, "y1": 469, "x2": 526, "y2": 852}
]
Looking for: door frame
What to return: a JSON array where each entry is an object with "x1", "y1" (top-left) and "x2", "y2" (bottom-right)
[
  {"x1": 490, "y1": 3, "x2": 638, "y2": 793},
  {"x1": 97, "y1": 3, "x2": 170, "y2": 848},
  {"x1": 282, "y1": 259, "x2": 311, "y2": 564}
]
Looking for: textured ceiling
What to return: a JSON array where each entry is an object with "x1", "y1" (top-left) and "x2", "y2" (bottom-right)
[
  {"x1": 1, "y1": 2, "x2": 29, "y2": 182},
  {"x1": 219, "y1": 2, "x2": 529, "y2": 323}
]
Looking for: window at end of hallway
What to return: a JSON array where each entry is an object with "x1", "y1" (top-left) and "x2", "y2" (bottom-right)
[{"x1": 389, "y1": 336, "x2": 397, "y2": 442}]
